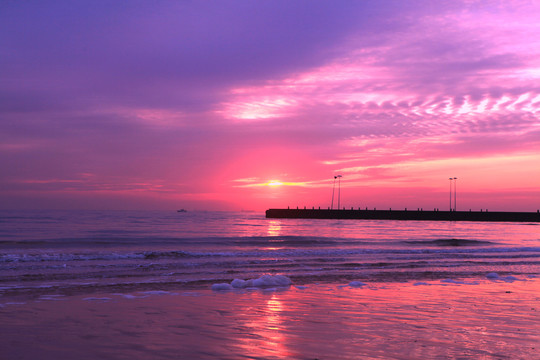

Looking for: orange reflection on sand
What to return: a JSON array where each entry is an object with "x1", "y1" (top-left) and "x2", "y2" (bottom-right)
[
  {"x1": 235, "y1": 294, "x2": 295, "y2": 358},
  {"x1": 266, "y1": 297, "x2": 284, "y2": 331}
]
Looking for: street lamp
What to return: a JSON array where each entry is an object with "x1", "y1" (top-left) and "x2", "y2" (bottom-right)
[
  {"x1": 448, "y1": 177, "x2": 458, "y2": 211},
  {"x1": 449, "y1": 178, "x2": 453, "y2": 211},
  {"x1": 336, "y1": 175, "x2": 343, "y2": 209},
  {"x1": 331, "y1": 176, "x2": 336, "y2": 210},
  {"x1": 453, "y1": 177, "x2": 457, "y2": 211}
]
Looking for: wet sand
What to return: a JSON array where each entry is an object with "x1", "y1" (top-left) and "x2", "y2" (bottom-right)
[{"x1": 1, "y1": 278, "x2": 539, "y2": 360}]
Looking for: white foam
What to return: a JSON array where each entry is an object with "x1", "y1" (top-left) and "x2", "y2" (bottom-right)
[
  {"x1": 38, "y1": 295, "x2": 66, "y2": 301},
  {"x1": 211, "y1": 283, "x2": 233, "y2": 291},
  {"x1": 251, "y1": 275, "x2": 292, "y2": 288},
  {"x1": 486, "y1": 273, "x2": 519, "y2": 282},
  {"x1": 442, "y1": 279, "x2": 464, "y2": 285},
  {"x1": 213, "y1": 275, "x2": 292, "y2": 290},
  {"x1": 2, "y1": 302, "x2": 26, "y2": 306},
  {"x1": 141, "y1": 290, "x2": 176, "y2": 296},
  {"x1": 231, "y1": 279, "x2": 248, "y2": 288},
  {"x1": 113, "y1": 293, "x2": 148, "y2": 299},
  {"x1": 441, "y1": 279, "x2": 478, "y2": 285}
]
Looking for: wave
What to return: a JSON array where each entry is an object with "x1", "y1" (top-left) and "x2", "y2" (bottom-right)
[
  {"x1": 0, "y1": 252, "x2": 146, "y2": 263},
  {"x1": 2, "y1": 246, "x2": 539, "y2": 264},
  {"x1": 4, "y1": 269, "x2": 538, "y2": 301},
  {"x1": 404, "y1": 238, "x2": 494, "y2": 246},
  {"x1": 0, "y1": 235, "x2": 343, "y2": 246}
]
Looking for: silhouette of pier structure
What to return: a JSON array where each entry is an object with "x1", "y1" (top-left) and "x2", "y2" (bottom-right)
[{"x1": 266, "y1": 208, "x2": 540, "y2": 222}]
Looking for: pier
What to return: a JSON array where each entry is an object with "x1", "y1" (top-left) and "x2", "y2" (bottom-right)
[{"x1": 266, "y1": 208, "x2": 540, "y2": 222}]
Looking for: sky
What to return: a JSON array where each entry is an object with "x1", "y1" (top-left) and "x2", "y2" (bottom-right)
[{"x1": 1, "y1": 0, "x2": 539, "y2": 211}]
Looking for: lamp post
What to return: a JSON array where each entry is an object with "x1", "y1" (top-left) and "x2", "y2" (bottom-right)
[
  {"x1": 449, "y1": 177, "x2": 453, "y2": 211},
  {"x1": 336, "y1": 175, "x2": 342, "y2": 209},
  {"x1": 331, "y1": 176, "x2": 337, "y2": 210},
  {"x1": 453, "y1": 177, "x2": 457, "y2": 211}
]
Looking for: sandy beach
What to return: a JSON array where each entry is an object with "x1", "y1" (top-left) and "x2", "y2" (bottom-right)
[{"x1": 2, "y1": 277, "x2": 538, "y2": 360}]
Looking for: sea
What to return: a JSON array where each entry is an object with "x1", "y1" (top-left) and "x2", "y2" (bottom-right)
[{"x1": 1, "y1": 209, "x2": 539, "y2": 301}]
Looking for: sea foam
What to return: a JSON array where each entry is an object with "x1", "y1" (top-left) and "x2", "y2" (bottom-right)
[
  {"x1": 486, "y1": 273, "x2": 519, "y2": 282},
  {"x1": 212, "y1": 275, "x2": 292, "y2": 291},
  {"x1": 211, "y1": 283, "x2": 233, "y2": 291}
]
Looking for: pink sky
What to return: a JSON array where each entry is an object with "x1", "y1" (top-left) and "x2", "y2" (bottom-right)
[{"x1": 1, "y1": 1, "x2": 539, "y2": 211}]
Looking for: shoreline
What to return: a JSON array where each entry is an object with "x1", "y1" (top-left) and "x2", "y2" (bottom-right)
[{"x1": 2, "y1": 277, "x2": 539, "y2": 359}]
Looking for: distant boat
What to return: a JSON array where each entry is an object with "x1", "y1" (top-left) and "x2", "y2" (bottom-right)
[{"x1": 177, "y1": 209, "x2": 187, "y2": 213}]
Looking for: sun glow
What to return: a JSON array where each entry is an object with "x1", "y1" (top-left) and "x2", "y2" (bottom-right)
[{"x1": 232, "y1": 177, "x2": 315, "y2": 189}]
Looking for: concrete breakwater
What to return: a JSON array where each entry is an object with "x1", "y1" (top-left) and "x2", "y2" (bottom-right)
[{"x1": 266, "y1": 208, "x2": 540, "y2": 222}]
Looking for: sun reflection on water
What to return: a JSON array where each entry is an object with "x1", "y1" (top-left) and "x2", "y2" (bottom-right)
[{"x1": 267, "y1": 220, "x2": 282, "y2": 237}]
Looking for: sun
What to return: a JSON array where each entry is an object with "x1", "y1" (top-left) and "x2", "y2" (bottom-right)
[{"x1": 267, "y1": 180, "x2": 283, "y2": 187}]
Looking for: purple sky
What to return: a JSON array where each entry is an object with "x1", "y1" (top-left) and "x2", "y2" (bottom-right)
[{"x1": 1, "y1": 0, "x2": 539, "y2": 211}]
